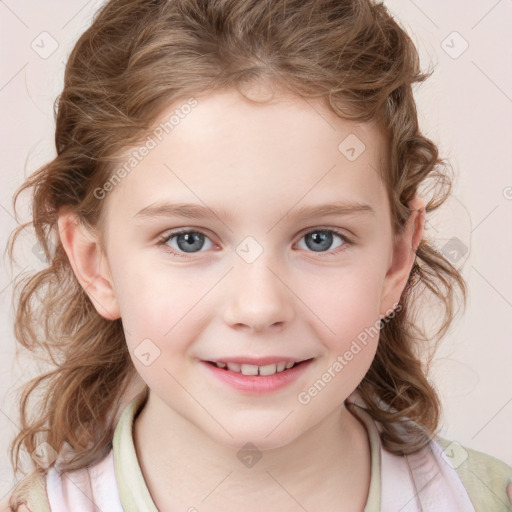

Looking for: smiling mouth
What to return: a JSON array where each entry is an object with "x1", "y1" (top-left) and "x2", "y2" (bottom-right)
[{"x1": 205, "y1": 359, "x2": 313, "y2": 376}]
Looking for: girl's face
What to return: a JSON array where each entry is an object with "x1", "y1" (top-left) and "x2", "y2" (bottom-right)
[{"x1": 95, "y1": 88, "x2": 414, "y2": 449}]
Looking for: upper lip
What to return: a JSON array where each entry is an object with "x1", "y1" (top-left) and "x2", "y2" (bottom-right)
[{"x1": 203, "y1": 356, "x2": 313, "y2": 366}]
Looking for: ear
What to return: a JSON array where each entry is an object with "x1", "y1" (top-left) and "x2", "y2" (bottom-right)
[
  {"x1": 57, "y1": 208, "x2": 120, "y2": 320},
  {"x1": 379, "y1": 196, "x2": 425, "y2": 317}
]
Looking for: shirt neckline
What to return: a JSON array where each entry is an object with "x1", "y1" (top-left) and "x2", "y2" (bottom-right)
[{"x1": 112, "y1": 390, "x2": 382, "y2": 512}]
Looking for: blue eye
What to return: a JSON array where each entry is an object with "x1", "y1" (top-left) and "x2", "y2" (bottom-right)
[
  {"x1": 301, "y1": 229, "x2": 349, "y2": 252},
  {"x1": 158, "y1": 228, "x2": 351, "y2": 259},
  {"x1": 159, "y1": 230, "x2": 214, "y2": 258}
]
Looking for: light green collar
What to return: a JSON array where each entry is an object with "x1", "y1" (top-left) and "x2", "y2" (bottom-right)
[{"x1": 113, "y1": 390, "x2": 158, "y2": 512}]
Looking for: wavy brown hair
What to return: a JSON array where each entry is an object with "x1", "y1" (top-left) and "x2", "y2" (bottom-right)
[{"x1": 6, "y1": 0, "x2": 466, "y2": 486}]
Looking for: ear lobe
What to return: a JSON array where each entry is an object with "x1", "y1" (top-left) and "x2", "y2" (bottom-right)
[
  {"x1": 57, "y1": 208, "x2": 120, "y2": 320},
  {"x1": 379, "y1": 196, "x2": 425, "y2": 317}
]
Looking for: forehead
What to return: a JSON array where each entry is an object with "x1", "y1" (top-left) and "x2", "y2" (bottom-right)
[{"x1": 103, "y1": 88, "x2": 388, "y2": 225}]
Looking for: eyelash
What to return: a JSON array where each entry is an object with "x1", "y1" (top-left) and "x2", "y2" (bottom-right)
[{"x1": 157, "y1": 227, "x2": 353, "y2": 260}]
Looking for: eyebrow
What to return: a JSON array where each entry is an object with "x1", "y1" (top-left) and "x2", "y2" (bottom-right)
[{"x1": 133, "y1": 200, "x2": 375, "y2": 223}]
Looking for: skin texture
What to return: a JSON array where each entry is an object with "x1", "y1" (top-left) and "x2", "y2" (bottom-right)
[{"x1": 58, "y1": 88, "x2": 424, "y2": 511}]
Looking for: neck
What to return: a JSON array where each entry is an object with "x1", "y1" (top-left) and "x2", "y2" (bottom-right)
[{"x1": 133, "y1": 391, "x2": 371, "y2": 511}]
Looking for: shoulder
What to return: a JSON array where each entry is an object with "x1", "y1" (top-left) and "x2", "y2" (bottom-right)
[
  {"x1": 435, "y1": 437, "x2": 512, "y2": 511},
  {"x1": 0, "y1": 495, "x2": 15, "y2": 512},
  {"x1": 0, "y1": 500, "x2": 30, "y2": 512},
  {"x1": 0, "y1": 470, "x2": 50, "y2": 512}
]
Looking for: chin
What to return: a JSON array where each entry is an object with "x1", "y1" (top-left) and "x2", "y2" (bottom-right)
[{"x1": 206, "y1": 424, "x2": 299, "y2": 453}]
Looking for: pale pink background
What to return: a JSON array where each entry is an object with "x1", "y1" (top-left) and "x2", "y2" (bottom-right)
[{"x1": 1, "y1": 0, "x2": 511, "y2": 498}]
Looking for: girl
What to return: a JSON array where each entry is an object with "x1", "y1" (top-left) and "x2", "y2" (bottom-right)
[{"x1": 4, "y1": 0, "x2": 512, "y2": 511}]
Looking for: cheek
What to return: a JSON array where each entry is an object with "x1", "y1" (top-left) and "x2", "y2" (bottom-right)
[
  {"x1": 111, "y1": 259, "x2": 213, "y2": 352},
  {"x1": 302, "y1": 274, "x2": 383, "y2": 399},
  {"x1": 299, "y1": 262, "x2": 386, "y2": 337}
]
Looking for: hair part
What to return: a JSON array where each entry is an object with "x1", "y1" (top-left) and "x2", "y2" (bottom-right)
[{"x1": 7, "y1": 0, "x2": 466, "y2": 486}]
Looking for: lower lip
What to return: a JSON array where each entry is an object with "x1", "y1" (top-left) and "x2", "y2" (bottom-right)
[{"x1": 200, "y1": 359, "x2": 314, "y2": 394}]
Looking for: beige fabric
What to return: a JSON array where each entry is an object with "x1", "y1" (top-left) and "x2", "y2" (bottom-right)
[
  {"x1": 436, "y1": 438, "x2": 512, "y2": 511},
  {"x1": 7, "y1": 471, "x2": 51, "y2": 512}
]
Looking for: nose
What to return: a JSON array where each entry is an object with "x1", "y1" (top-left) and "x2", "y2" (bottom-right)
[{"x1": 222, "y1": 256, "x2": 295, "y2": 333}]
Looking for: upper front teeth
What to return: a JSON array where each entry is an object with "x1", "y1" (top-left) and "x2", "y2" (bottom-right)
[{"x1": 215, "y1": 361, "x2": 296, "y2": 375}]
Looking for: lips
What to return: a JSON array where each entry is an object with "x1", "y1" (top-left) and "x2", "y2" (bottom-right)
[{"x1": 201, "y1": 357, "x2": 314, "y2": 393}]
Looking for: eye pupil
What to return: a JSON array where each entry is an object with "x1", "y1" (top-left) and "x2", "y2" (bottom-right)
[
  {"x1": 305, "y1": 231, "x2": 333, "y2": 252},
  {"x1": 177, "y1": 232, "x2": 204, "y2": 252}
]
